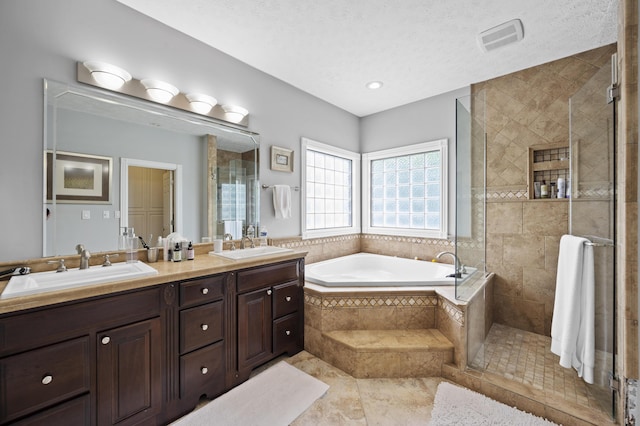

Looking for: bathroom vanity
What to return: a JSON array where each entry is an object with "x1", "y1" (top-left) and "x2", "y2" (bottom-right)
[{"x1": 0, "y1": 253, "x2": 305, "y2": 425}]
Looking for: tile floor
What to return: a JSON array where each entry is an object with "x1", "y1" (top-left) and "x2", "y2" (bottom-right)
[
  {"x1": 471, "y1": 323, "x2": 611, "y2": 416},
  {"x1": 286, "y1": 350, "x2": 447, "y2": 425}
]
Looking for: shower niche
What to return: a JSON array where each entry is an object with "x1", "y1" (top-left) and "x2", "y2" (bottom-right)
[{"x1": 527, "y1": 142, "x2": 569, "y2": 200}]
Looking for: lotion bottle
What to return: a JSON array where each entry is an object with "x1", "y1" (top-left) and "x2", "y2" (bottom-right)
[
  {"x1": 187, "y1": 241, "x2": 195, "y2": 260},
  {"x1": 540, "y1": 180, "x2": 549, "y2": 198}
]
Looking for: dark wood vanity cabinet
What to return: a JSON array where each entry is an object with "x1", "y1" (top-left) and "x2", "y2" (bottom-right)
[
  {"x1": 235, "y1": 259, "x2": 304, "y2": 382},
  {"x1": 0, "y1": 287, "x2": 164, "y2": 426},
  {"x1": 176, "y1": 274, "x2": 228, "y2": 408},
  {"x1": 0, "y1": 256, "x2": 305, "y2": 425}
]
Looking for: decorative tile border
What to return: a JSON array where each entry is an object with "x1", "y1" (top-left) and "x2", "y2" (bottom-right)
[
  {"x1": 486, "y1": 187, "x2": 528, "y2": 200},
  {"x1": 361, "y1": 234, "x2": 455, "y2": 248},
  {"x1": 439, "y1": 297, "x2": 465, "y2": 326},
  {"x1": 272, "y1": 234, "x2": 360, "y2": 249},
  {"x1": 304, "y1": 292, "x2": 438, "y2": 310}
]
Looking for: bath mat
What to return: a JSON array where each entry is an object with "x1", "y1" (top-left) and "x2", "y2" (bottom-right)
[
  {"x1": 429, "y1": 382, "x2": 558, "y2": 425},
  {"x1": 171, "y1": 361, "x2": 329, "y2": 426}
]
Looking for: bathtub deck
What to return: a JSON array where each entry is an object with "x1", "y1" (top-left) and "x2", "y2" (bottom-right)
[{"x1": 322, "y1": 329, "x2": 454, "y2": 378}]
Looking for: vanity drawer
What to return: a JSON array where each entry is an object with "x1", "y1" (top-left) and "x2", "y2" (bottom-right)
[
  {"x1": 180, "y1": 340, "x2": 225, "y2": 399},
  {"x1": 273, "y1": 280, "x2": 300, "y2": 318},
  {"x1": 0, "y1": 337, "x2": 90, "y2": 423},
  {"x1": 180, "y1": 274, "x2": 225, "y2": 307},
  {"x1": 236, "y1": 260, "x2": 299, "y2": 294},
  {"x1": 273, "y1": 313, "x2": 299, "y2": 354},
  {"x1": 11, "y1": 394, "x2": 90, "y2": 426},
  {"x1": 180, "y1": 301, "x2": 224, "y2": 354}
]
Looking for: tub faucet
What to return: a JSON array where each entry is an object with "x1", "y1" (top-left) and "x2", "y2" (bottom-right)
[
  {"x1": 435, "y1": 251, "x2": 466, "y2": 274},
  {"x1": 240, "y1": 236, "x2": 255, "y2": 249},
  {"x1": 76, "y1": 244, "x2": 91, "y2": 270}
]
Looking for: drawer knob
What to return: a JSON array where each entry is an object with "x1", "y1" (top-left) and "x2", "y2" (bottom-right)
[
  {"x1": 266, "y1": 289, "x2": 272, "y2": 296},
  {"x1": 201, "y1": 288, "x2": 209, "y2": 295},
  {"x1": 285, "y1": 330, "x2": 291, "y2": 336},
  {"x1": 42, "y1": 375, "x2": 53, "y2": 385},
  {"x1": 285, "y1": 296, "x2": 292, "y2": 302},
  {"x1": 201, "y1": 367, "x2": 208, "y2": 375},
  {"x1": 201, "y1": 324, "x2": 209, "y2": 331},
  {"x1": 101, "y1": 336, "x2": 111, "y2": 345}
]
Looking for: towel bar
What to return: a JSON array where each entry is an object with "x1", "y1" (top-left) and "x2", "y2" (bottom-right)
[
  {"x1": 580, "y1": 235, "x2": 614, "y2": 247},
  {"x1": 261, "y1": 184, "x2": 300, "y2": 191}
]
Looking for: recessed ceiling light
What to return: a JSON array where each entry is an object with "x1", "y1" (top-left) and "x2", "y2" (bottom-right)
[{"x1": 366, "y1": 81, "x2": 383, "y2": 90}]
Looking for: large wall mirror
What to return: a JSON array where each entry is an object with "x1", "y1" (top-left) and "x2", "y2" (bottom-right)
[{"x1": 44, "y1": 79, "x2": 259, "y2": 258}]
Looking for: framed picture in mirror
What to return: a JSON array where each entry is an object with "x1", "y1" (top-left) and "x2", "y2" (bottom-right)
[
  {"x1": 46, "y1": 151, "x2": 112, "y2": 203},
  {"x1": 270, "y1": 146, "x2": 293, "y2": 172}
]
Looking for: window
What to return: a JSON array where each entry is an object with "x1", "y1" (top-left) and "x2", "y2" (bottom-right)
[
  {"x1": 302, "y1": 137, "x2": 360, "y2": 238},
  {"x1": 362, "y1": 139, "x2": 448, "y2": 239}
]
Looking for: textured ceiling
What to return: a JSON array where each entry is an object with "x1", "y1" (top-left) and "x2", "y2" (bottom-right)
[{"x1": 116, "y1": 0, "x2": 618, "y2": 117}]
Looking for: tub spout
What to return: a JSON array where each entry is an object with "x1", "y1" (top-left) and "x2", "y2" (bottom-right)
[{"x1": 435, "y1": 251, "x2": 466, "y2": 274}]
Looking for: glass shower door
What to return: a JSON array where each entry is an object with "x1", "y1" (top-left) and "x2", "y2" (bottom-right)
[{"x1": 569, "y1": 56, "x2": 617, "y2": 418}]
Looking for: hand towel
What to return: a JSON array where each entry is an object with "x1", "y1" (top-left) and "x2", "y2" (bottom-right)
[
  {"x1": 272, "y1": 185, "x2": 292, "y2": 219},
  {"x1": 550, "y1": 234, "x2": 595, "y2": 384}
]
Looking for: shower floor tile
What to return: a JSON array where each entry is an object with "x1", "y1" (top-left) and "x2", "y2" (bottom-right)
[{"x1": 471, "y1": 323, "x2": 611, "y2": 416}]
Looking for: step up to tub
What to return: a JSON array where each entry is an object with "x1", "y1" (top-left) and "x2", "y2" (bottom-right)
[{"x1": 321, "y1": 329, "x2": 454, "y2": 378}]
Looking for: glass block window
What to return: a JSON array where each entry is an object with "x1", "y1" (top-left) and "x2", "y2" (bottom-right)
[
  {"x1": 363, "y1": 139, "x2": 448, "y2": 239},
  {"x1": 302, "y1": 138, "x2": 360, "y2": 238}
]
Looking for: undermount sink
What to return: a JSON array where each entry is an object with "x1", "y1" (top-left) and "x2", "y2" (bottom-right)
[
  {"x1": 209, "y1": 245, "x2": 293, "y2": 260},
  {"x1": 1, "y1": 261, "x2": 158, "y2": 299}
]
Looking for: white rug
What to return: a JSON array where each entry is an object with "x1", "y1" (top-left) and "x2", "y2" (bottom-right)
[
  {"x1": 429, "y1": 382, "x2": 558, "y2": 426},
  {"x1": 171, "y1": 361, "x2": 329, "y2": 426}
]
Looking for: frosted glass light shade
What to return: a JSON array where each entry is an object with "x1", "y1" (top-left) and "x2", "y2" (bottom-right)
[
  {"x1": 83, "y1": 61, "x2": 132, "y2": 90},
  {"x1": 186, "y1": 93, "x2": 217, "y2": 114},
  {"x1": 141, "y1": 79, "x2": 179, "y2": 103},
  {"x1": 221, "y1": 104, "x2": 249, "y2": 122}
]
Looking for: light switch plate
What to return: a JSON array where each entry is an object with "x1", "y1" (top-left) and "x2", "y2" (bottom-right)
[
  {"x1": 82, "y1": 210, "x2": 91, "y2": 220},
  {"x1": 103, "y1": 210, "x2": 110, "y2": 219}
]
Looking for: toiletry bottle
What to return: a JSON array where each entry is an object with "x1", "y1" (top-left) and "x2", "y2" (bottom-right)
[
  {"x1": 549, "y1": 182, "x2": 556, "y2": 198},
  {"x1": 246, "y1": 224, "x2": 255, "y2": 238},
  {"x1": 172, "y1": 243, "x2": 182, "y2": 262},
  {"x1": 540, "y1": 180, "x2": 549, "y2": 198},
  {"x1": 259, "y1": 226, "x2": 267, "y2": 237},
  {"x1": 557, "y1": 178, "x2": 566, "y2": 198},
  {"x1": 187, "y1": 241, "x2": 195, "y2": 260}
]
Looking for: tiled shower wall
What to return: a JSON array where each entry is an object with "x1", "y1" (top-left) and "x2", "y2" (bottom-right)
[{"x1": 474, "y1": 43, "x2": 617, "y2": 336}]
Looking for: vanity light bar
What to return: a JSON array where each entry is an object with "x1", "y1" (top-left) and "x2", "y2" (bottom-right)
[{"x1": 76, "y1": 61, "x2": 249, "y2": 127}]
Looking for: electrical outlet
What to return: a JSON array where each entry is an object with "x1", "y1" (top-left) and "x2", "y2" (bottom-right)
[
  {"x1": 103, "y1": 210, "x2": 110, "y2": 219},
  {"x1": 81, "y1": 210, "x2": 91, "y2": 220},
  {"x1": 114, "y1": 211, "x2": 121, "y2": 219}
]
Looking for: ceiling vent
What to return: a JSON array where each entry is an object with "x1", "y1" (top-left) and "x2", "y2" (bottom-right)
[{"x1": 478, "y1": 19, "x2": 524, "y2": 52}]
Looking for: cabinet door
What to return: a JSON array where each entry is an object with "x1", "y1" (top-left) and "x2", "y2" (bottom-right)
[
  {"x1": 237, "y1": 288, "x2": 272, "y2": 371},
  {"x1": 97, "y1": 317, "x2": 162, "y2": 426}
]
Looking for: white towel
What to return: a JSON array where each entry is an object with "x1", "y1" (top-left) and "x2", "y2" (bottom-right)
[
  {"x1": 272, "y1": 185, "x2": 291, "y2": 219},
  {"x1": 550, "y1": 234, "x2": 595, "y2": 384}
]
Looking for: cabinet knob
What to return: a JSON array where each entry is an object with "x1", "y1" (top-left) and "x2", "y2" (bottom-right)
[
  {"x1": 266, "y1": 289, "x2": 272, "y2": 296},
  {"x1": 285, "y1": 296, "x2": 292, "y2": 302},
  {"x1": 42, "y1": 375, "x2": 53, "y2": 385},
  {"x1": 285, "y1": 330, "x2": 291, "y2": 336},
  {"x1": 201, "y1": 288, "x2": 209, "y2": 295},
  {"x1": 201, "y1": 367, "x2": 208, "y2": 375},
  {"x1": 201, "y1": 324, "x2": 209, "y2": 331},
  {"x1": 101, "y1": 336, "x2": 111, "y2": 345}
]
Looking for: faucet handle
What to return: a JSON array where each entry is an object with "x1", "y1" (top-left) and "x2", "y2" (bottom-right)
[
  {"x1": 102, "y1": 254, "x2": 120, "y2": 267},
  {"x1": 47, "y1": 259, "x2": 67, "y2": 273}
]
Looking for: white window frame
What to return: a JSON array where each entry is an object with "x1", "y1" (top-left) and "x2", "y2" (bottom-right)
[
  {"x1": 362, "y1": 139, "x2": 448, "y2": 239},
  {"x1": 301, "y1": 137, "x2": 361, "y2": 239}
]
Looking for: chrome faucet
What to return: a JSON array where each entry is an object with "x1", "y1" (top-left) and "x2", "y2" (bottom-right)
[
  {"x1": 240, "y1": 236, "x2": 255, "y2": 249},
  {"x1": 76, "y1": 244, "x2": 91, "y2": 270},
  {"x1": 223, "y1": 233, "x2": 236, "y2": 250},
  {"x1": 436, "y1": 251, "x2": 466, "y2": 274}
]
